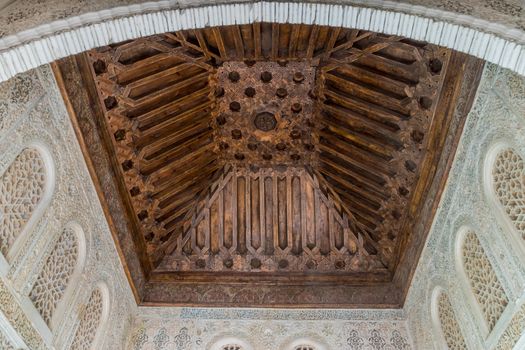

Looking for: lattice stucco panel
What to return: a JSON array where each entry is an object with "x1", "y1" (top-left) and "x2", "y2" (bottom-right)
[
  {"x1": 0, "y1": 148, "x2": 46, "y2": 257},
  {"x1": 28, "y1": 226, "x2": 78, "y2": 326},
  {"x1": 437, "y1": 292, "x2": 468, "y2": 350},
  {"x1": 493, "y1": 148, "x2": 525, "y2": 241},
  {"x1": 70, "y1": 288, "x2": 103, "y2": 350},
  {"x1": 0, "y1": 331, "x2": 15, "y2": 350},
  {"x1": 462, "y1": 231, "x2": 508, "y2": 331},
  {"x1": 496, "y1": 302, "x2": 525, "y2": 350}
]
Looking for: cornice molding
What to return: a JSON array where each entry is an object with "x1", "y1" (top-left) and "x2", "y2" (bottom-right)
[{"x1": 0, "y1": 1, "x2": 524, "y2": 82}]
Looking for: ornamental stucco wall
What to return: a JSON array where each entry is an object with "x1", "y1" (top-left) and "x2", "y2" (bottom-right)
[
  {"x1": 405, "y1": 64, "x2": 525, "y2": 349},
  {"x1": 126, "y1": 308, "x2": 413, "y2": 349},
  {"x1": 0, "y1": 65, "x2": 136, "y2": 349}
]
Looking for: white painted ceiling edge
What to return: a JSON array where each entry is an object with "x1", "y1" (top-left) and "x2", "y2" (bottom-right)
[{"x1": 0, "y1": 1, "x2": 523, "y2": 82}]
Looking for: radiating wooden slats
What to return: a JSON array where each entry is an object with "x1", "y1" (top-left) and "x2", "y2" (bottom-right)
[
  {"x1": 137, "y1": 101, "x2": 213, "y2": 146},
  {"x1": 141, "y1": 117, "x2": 210, "y2": 159},
  {"x1": 147, "y1": 150, "x2": 215, "y2": 190},
  {"x1": 324, "y1": 72, "x2": 410, "y2": 115},
  {"x1": 85, "y1": 22, "x2": 460, "y2": 274},
  {"x1": 322, "y1": 105, "x2": 401, "y2": 147},
  {"x1": 125, "y1": 72, "x2": 209, "y2": 118},
  {"x1": 135, "y1": 87, "x2": 210, "y2": 129},
  {"x1": 333, "y1": 64, "x2": 410, "y2": 98},
  {"x1": 323, "y1": 88, "x2": 409, "y2": 123},
  {"x1": 318, "y1": 133, "x2": 394, "y2": 176},
  {"x1": 323, "y1": 120, "x2": 394, "y2": 160},
  {"x1": 115, "y1": 54, "x2": 184, "y2": 85}
]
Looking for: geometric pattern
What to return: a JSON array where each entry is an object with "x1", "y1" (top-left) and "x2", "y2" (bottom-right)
[
  {"x1": 493, "y1": 148, "x2": 525, "y2": 240},
  {"x1": 462, "y1": 231, "x2": 508, "y2": 331},
  {"x1": 0, "y1": 331, "x2": 15, "y2": 350},
  {"x1": 129, "y1": 321, "x2": 412, "y2": 350},
  {"x1": 496, "y1": 302, "x2": 525, "y2": 350},
  {"x1": 437, "y1": 292, "x2": 468, "y2": 350},
  {"x1": 29, "y1": 226, "x2": 78, "y2": 326},
  {"x1": 165, "y1": 167, "x2": 371, "y2": 273},
  {"x1": 70, "y1": 288, "x2": 103, "y2": 350},
  {"x1": 0, "y1": 148, "x2": 46, "y2": 256}
]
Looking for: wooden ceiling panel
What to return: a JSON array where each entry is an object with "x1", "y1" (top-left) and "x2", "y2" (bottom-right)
[
  {"x1": 86, "y1": 34, "x2": 219, "y2": 267},
  {"x1": 54, "y1": 23, "x2": 484, "y2": 307}
]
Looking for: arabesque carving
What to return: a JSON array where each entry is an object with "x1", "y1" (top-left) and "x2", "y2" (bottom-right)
[
  {"x1": 462, "y1": 231, "x2": 508, "y2": 331},
  {"x1": 29, "y1": 226, "x2": 78, "y2": 326},
  {"x1": 0, "y1": 148, "x2": 46, "y2": 257}
]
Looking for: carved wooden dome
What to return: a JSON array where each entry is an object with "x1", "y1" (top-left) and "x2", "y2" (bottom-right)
[{"x1": 54, "y1": 23, "x2": 483, "y2": 307}]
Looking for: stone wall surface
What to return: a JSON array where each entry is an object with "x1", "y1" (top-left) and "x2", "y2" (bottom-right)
[{"x1": 405, "y1": 63, "x2": 525, "y2": 349}]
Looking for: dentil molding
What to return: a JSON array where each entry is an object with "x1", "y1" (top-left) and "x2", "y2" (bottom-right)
[{"x1": 0, "y1": 1, "x2": 524, "y2": 82}]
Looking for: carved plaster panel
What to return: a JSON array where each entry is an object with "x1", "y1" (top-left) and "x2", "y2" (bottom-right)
[
  {"x1": 405, "y1": 64, "x2": 525, "y2": 348},
  {"x1": 127, "y1": 308, "x2": 413, "y2": 350},
  {"x1": 0, "y1": 65, "x2": 136, "y2": 349}
]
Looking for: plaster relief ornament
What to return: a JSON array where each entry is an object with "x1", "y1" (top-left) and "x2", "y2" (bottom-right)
[
  {"x1": 29, "y1": 226, "x2": 78, "y2": 325},
  {"x1": 462, "y1": 231, "x2": 508, "y2": 331},
  {"x1": 493, "y1": 148, "x2": 525, "y2": 240},
  {"x1": 0, "y1": 148, "x2": 46, "y2": 256}
]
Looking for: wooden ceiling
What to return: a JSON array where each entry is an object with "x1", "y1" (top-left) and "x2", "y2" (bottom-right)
[{"x1": 53, "y1": 23, "x2": 484, "y2": 307}]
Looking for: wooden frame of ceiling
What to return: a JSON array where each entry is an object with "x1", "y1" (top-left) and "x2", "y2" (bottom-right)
[{"x1": 52, "y1": 23, "x2": 484, "y2": 308}]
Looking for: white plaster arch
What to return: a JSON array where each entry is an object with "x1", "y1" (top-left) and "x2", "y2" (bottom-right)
[
  {"x1": 209, "y1": 335, "x2": 255, "y2": 350},
  {"x1": 48, "y1": 221, "x2": 87, "y2": 332},
  {"x1": 430, "y1": 286, "x2": 450, "y2": 350},
  {"x1": 0, "y1": 1, "x2": 525, "y2": 83},
  {"x1": 453, "y1": 224, "x2": 516, "y2": 347},
  {"x1": 429, "y1": 280, "x2": 485, "y2": 350},
  {"x1": 92, "y1": 281, "x2": 111, "y2": 350},
  {"x1": 16, "y1": 221, "x2": 86, "y2": 346},
  {"x1": 54, "y1": 269, "x2": 115, "y2": 350},
  {"x1": 69, "y1": 280, "x2": 111, "y2": 350},
  {"x1": 483, "y1": 140, "x2": 525, "y2": 260},
  {"x1": 454, "y1": 225, "x2": 491, "y2": 337},
  {"x1": 282, "y1": 337, "x2": 329, "y2": 350},
  {"x1": 0, "y1": 141, "x2": 55, "y2": 276},
  {"x1": 488, "y1": 291, "x2": 525, "y2": 350}
]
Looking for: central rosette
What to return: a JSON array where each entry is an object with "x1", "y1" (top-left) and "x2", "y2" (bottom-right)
[
  {"x1": 212, "y1": 61, "x2": 317, "y2": 167},
  {"x1": 254, "y1": 111, "x2": 277, "y2": 132}
]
